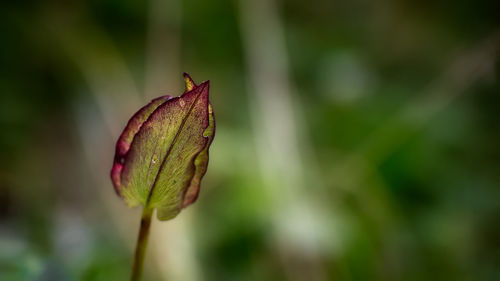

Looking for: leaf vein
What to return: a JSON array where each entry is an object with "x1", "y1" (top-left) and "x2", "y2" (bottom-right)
[{"x1": 144, "y1": 85, "x2": 207, "y2": 207}]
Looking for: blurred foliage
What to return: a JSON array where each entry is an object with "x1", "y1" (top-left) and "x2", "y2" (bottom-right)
[{"x1": 1, "y1": 0, "x2": 499, "y2": 281}]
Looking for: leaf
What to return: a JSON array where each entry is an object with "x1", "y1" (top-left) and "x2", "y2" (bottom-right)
[
  {"x1": 111, "y1": 95, "x2": 173, "y2": 195},
  {"x1": 180, "y1": 103, "x2": 215, "y2": 206},
  {"x1": 111, "y1": 74, "x2": 214, "y2": 220}
]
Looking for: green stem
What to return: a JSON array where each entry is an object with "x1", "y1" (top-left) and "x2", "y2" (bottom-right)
[{"x1": 131, "y1": 208, "x2": 153, "y2": 281}]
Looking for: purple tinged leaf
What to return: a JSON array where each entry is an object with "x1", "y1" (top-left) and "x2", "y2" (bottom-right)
[
  {"x1": 110, "y1": 74, "x2": 215, "y2": 221},
  {"x1": 181, "y1": 102, "x2": 215, "y2": 208},
  {"x1": 111, "y1": 95, "x2": 173, "y2": 195}
]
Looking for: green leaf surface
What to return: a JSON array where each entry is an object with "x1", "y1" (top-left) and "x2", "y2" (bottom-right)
[{"x1": 111, "y1": 95, "x2": 172, "y2": 195}]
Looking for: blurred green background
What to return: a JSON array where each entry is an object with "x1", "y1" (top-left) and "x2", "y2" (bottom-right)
[{"x1": 1, "y1": 0, "x2": 499, "y2": 280}]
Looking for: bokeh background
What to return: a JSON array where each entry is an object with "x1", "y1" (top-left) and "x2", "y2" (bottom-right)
[{"x1": 1, "y1": 0, "x2": 499, "y2": 280}]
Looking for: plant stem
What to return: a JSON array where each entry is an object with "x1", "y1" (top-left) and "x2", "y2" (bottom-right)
[{"x1": 131, "y1": 207, "x2": 153, "y2": 281}]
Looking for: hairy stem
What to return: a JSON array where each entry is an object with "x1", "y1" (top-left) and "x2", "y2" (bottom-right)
[{"x1": 131, "y1": 208, "x2": 153, "y2": 281}]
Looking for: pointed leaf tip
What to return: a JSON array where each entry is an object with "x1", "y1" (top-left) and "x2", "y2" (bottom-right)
[{"x1": 183, "y1": 73, "x2": 196, "y2": 91}]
